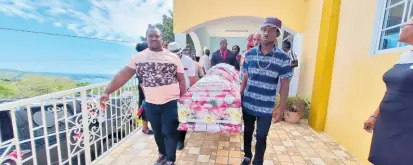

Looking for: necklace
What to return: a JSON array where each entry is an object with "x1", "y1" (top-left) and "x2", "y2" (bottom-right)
[{"x1": 257, "y1": 48, "x2": 275, "y2": 70}]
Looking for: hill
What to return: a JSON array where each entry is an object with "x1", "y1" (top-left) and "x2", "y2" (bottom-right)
[{"x1": 0, "y1": 69, "x2": 114, "y2": 99}]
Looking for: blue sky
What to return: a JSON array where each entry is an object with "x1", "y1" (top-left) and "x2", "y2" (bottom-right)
[{"x1": 0, "y1": 0, "x2": 172, "y2": 75}]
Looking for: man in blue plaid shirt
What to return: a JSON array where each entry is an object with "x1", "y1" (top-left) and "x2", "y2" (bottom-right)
[{"x1": 240, "y1": 17, "x2": 293, "y2": 165}]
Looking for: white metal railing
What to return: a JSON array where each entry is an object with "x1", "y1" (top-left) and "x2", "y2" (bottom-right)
[{"x1": 0, "y1": 79, "x2": 141, "y2": 165}]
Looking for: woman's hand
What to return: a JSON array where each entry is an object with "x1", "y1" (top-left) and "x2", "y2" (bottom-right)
[{"x1": 364, "y1": 116, "x2": 377, "y2": 133}]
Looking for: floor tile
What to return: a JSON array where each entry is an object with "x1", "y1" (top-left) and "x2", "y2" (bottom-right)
[{"x1": 96, "y1": 121, "x2": 361, "y2": 165}]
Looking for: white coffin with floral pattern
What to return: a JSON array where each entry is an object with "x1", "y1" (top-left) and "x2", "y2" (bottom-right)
[{"x1": 177, "y1": 63, "x2": 243, "y2": 133}]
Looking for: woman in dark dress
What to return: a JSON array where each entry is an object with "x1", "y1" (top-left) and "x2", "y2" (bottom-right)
[{"x1": 364, "y1": 17, "x2": 413, "y2": 165}]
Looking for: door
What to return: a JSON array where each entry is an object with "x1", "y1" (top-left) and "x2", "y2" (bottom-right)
[{"x1": 289, "y1": 34, "x2": 303, "y2": 96}]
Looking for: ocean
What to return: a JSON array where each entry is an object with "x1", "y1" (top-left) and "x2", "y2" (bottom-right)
[{"x1": 0, "y1": 69, "x2": 114, "y2": 84}]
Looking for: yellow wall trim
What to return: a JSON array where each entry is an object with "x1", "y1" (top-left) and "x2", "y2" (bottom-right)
[{"x1": 308, "y1": 0, "x2": 341, "y2": 131}]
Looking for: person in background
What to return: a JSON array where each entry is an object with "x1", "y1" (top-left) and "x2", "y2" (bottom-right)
[
  {"x1": 135, "y1": 42, "x2": 154, "y2": 135},
  {"x1": 194, "y1": 56, "x2": 205, "y2": 80},
  {"x1": 240, "y1": 17, "x2": 292, "y2": 165},
  {"x1": 232, "y1": 45, "x2": 241, "y2": 67},
  {"x1": 100, "y1": 25, "x2": 186, "y2": 165},
  {"x1": 364, "y1": 16, "x2": 413, "y2": 165},
  {"x1": 167, "y1": 42, "x2": 196, "y2": 151},
  {"x1": 191, "y1": 51, "x2": 197, "y2": 61},
  {"x1": 240, "y1": 32, "x2": 262, "y2": 70},
  {"x1": 162, "y1": 40, "x2": 169, "y2": 49},
  {"x1": 247, "y1": 34, "x2": 254, "y2": 50},
  {"x1": 199, "y1": 48, "x2": 211, "y2": 72},
  {"x1": 252, "y1": 31, "x2": 262, "y2": 47},
  {"x1": 282, "y1": 41, "x2": 298, "y2": 69},
  {"x1": 211, "y1": 38, "x2": 239, "y2": 70}
]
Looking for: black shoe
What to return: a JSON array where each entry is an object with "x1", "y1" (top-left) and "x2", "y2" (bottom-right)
[
  {"x1": 154, "y1": 154, "x2": 166, "y2": 165},
  {"x1": 176, "y1": 141, "x2": 184, "y2": 150},
  {"x1": 241, "y1": 157, "x2": 251, "y2": 165}
]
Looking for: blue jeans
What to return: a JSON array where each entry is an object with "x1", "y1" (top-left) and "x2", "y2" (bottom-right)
[
  {"x1": 144, "y1": 100, "x2": 179, "y2": 162},
  {"x1": 243, "y1": 111, "x2": 272, "y2": 165}
]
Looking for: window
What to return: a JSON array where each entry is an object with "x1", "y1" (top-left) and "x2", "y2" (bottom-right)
[{"x1": 373, "y1": 0, "x2": 413, "y2": 53}]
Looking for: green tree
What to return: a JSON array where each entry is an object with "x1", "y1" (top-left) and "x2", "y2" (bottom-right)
[
  {"x1": 155, "y1": 10, "x2": 174, "y2": 43},
  {"x1": 0, "y1": 84, "x2": 15, "y2": 98},
  {"x1": 186, "y1": 34, "x2": 195, "y2": 51},
  {"x1": 76, "y1": 82, "x2": 91, "y2": 87},
  {"x1": 151, "y1": 11, "x2": 195, "y2": 50}
]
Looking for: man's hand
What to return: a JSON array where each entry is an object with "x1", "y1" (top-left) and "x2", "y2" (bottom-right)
[
  {"x1": 101, "y1": 66, "x2": 135, "y2": 109},
  {"x1": 99, "y1": 93, "x2": 109, "y2": 111},
  {"x1": 273, "y1": 106, "x2": 285, "y2": 123},
  {"x1": 176, "y1": 73, "x2": 187, "y2": 97}
]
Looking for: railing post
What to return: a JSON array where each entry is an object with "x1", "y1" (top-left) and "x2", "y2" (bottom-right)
[
  {"x1": 10, "y1": 109, "x2": 22, "y2": 165},
  {"x1": 81, "y1": 90, "x2": 92, "y2": 164}
]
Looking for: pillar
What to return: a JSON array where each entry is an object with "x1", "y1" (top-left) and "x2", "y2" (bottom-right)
[{"x1": 308, "y1": 0, "x2": 341, "y2": 131}]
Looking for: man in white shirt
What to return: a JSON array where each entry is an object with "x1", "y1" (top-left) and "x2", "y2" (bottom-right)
[
  {"x1": 168, "y1": 42, "x2": 196, "y2": 90},
  {"x1": 167, "y1": 42, "x2": 196, "y2": 150},
  {"x1": 199, "y1": 47, "x2": 211, "y2": 73}
]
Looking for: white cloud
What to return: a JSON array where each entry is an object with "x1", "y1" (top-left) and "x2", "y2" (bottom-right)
[
  {"x1": 53, "y1": 22, "x2": 62, "y2": 27},
  {"x1": 0, "y1": 0, "x2": 173, "y2": 44}
]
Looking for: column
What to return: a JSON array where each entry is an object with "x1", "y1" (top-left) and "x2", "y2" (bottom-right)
[{"x1": 308, "y1": 0, "x2": 341, "y2": 131}]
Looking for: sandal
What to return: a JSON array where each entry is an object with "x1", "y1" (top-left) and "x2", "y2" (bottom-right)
[{"x1": 142, "y1": 129, "x2": 154, "y2": 135}]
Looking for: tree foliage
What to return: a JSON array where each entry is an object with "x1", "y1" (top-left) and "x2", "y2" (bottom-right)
[
  {"x1": 152, "y1": 10, "x2": 195, "y2": 50},
  {"x1": 186, "y1": 34, "x2": 195, "y2": 51},
  {"x1": 0, "y1": 84, "x2": 14, "y2": 98},
  {"x1": 155, "y1": 10, "x2": 174, "y2": 43},
  {"x1": 76, "y1": 82, "x2": 91, "y2": 87}
]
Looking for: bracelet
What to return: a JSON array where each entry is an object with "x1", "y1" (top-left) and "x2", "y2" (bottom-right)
[{"x1": 370, "y1": 115, "x2": 378, "y2": 119}]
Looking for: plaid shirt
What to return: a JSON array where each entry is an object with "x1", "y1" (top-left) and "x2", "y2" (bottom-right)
[{"x1": 241, "y1": 45, "x2": 293, "y2": 116}]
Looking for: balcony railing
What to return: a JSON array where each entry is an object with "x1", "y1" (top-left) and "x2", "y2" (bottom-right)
[{"x1": 0, "y1": 80, "x2": 140, "y2": 165}]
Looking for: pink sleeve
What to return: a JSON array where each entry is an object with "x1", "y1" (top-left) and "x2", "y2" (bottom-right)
[
  {"x1": 176, "y1": 59, "x2": 184, "y2": 73},
  {"x1": 126, "y1": 55, "x2": 137, "y2": 69}
]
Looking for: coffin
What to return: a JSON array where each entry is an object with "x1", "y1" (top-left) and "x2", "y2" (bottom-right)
[{"x1": 177, "y1": 63, "x2": 243, "y2": 133}]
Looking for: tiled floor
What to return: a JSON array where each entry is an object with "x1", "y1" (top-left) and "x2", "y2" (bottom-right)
[{"x1": 94, "y1": 121, "x2": 360, "y2": 165}]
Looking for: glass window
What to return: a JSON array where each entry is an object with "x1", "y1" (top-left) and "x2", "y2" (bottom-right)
[
  {"x1": 379, "y1": 26, "x2": 401, "y2": 50},
  {"x1": 376, "y1": 0, "x2": 412, "y2": 51},
  {"x1": 387, "y1": 0, "x2": 403, "y2": 6},
  {"x1": 382, "y1": 3, "x2": 404, "y2": 28}
]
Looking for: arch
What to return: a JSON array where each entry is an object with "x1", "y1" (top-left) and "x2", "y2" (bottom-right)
[
  {"x1": 183, "y1": 16, "x2": 264, "y2": 33},
  {"x1": 188, "y1": 32, "x2": 202, "y2": 57},
  {"x1": 182, "y1": 16, "x2": 297, "y2": 38}
]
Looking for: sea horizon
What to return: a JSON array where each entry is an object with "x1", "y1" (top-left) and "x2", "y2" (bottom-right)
[{"x1": 0, "y1": 68, "x2": 115, "y2": 84}]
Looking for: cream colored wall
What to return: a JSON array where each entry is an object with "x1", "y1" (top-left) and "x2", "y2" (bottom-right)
[
  {"x1": 297, "y1": 0, "x2": 324, "y2": 99},
  {"x1": 324, "y1": 0, "x2": 406, "y2": 164}
]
